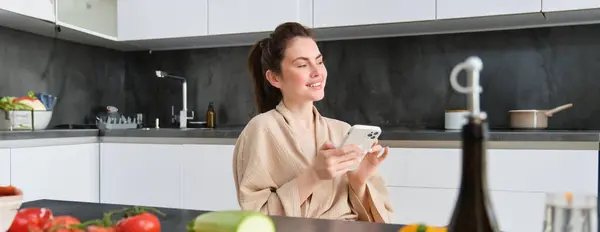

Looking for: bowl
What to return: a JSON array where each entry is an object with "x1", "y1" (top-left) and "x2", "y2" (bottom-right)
[
  {"x1": 0, "y1": 188, "x2": 23, "y2": 232},
  {"x1": 33, "y1": 110, "x2": 53, "y2": 130}
]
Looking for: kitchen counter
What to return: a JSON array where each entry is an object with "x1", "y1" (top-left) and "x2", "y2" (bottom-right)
[
  {"x1": 0, "y1": 129, "x2": 98, "y2": 140},
  {"x1": 2, "y1": 127, "x2": 600, "y2": 142},
  {"x1": 1, "y1": 126, "x2": 599, "y2": 150},
  {"x1": 22, "y1": 200, "x2": 405, "y2": 232}
]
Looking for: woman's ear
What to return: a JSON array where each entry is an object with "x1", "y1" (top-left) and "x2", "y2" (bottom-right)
[{"x1": 265, "y1": 70, "x2": 282, "y2": 89}]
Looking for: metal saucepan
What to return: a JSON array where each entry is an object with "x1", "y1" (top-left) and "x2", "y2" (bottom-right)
[{"x1": 508, "y1": 103, "x2": 573, "y2": 129}]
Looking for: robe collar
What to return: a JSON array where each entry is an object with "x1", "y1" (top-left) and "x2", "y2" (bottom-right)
[{"x1": 275, "y1": 101, "x2": 329, "y2": 163}]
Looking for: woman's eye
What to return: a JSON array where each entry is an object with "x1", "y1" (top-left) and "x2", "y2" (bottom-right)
[{"x1": 297, "y1": 64, "x2": 307, "y2": 68}]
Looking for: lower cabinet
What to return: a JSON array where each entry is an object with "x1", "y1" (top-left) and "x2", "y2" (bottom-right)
[
  {"x1": 180, "y1": 144, "x2": 239, "y2": 211},
  {"x1": 10, "y1": 143, "x2": 100, "y2": 203},
  {"x1": 99, "y1": 143, "x2": 239, "y2": 211},
  {"x1": 380, "y1": 147, "x2": 598, "y2": 231},
  {"x1": 387, "y1": 187, "x2": 546, "y2": 232}
]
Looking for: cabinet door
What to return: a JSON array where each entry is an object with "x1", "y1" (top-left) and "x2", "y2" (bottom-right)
[
  {"x1": 0, "y1": 0, "x2": 55, "y2": 22},
  {"x1": 543, "y1": 0, "x2": 600, "y2": 12},
  {"x1": 0, "y1": 149, "x2": 10, "y2": 186},
  {"x1": 181, "y1": 144, "x2": 239, "y2": 211},
  {"x1": 378, "y1": 148, "x2": 461, "y2": 188},
  {"x1": 118, "y1": 0, "x2": 208, "y2": 41},
  {"x1": 56, "y1": 0, "x2": 117, "y2": 39},
  {"x1": 100, "y1": 143, "x2": 184, "y2": 208},
  {"x1": 314, "y1": 0, "x2": 435, "y2": 28},
  {"x1": 487, "y1": 149, "x2": 598, "y2": 193},
  {"x1": 10, "y1": 144, "x2": 100, "y2": 203},
  {"x1": 437, "y1": 0, "x2": 542, "y2": 19},
  {"x1": 387, "y1": 187, "x2": 458, "y2": 226},
  {"x1": 208, "y1": 0, "x2": 312, "y2": 35},
  {"x1": 388, "y1": 187, "x2": 546, "y2": 232}
]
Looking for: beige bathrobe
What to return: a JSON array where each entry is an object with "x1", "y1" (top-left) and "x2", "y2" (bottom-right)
[{"x1": 232, "y1": 102, "x2": 393, "y2": 222}]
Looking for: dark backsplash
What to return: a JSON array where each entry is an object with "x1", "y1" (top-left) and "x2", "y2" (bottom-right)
[
  {"x1": 2, "y1": 24, "x2": 600, "y2": 130},
  {"x1": 0, "y1": 26, "x2": 126, "y2": 126}
]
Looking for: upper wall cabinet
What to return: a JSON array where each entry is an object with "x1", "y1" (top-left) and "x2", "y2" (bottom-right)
[
  {"x1": 207, "y1": 0, "x2": 312, "y2": 35},
  {"x1": 56, "y1": 0, "x2": 117, "y2": 39},
  {"x1": 313, "y1": 0, "x2": 436, "y2": 28},
  {"x1": 0, "y1": 0, "x2": 55, "y2": 22},
  {"x1": 118, "y1": 0, "x2": 208, "y2": 41},
  {"x1": 543, "y1": 0, "x2": 600, "y2": 12},
  {"x1": 437, "y1": 0, "x2": 542, "y2": 19}
]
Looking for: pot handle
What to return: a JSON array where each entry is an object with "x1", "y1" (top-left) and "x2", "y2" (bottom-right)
[{"x1": 544, "y1": 103, "x2": 573, "y2": 117}]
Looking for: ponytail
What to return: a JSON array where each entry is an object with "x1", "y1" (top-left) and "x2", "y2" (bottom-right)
[
  {"x1": 247, "y1": 22, "x2": 313, "y2": 114},
  {"x1": 248, "y1": 38, "x2": 282, "y2": 114}
]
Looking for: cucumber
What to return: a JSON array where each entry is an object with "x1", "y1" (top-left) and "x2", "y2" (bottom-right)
[{"x1": 187, "y1": 210, "x2": 275, "y2": 232}]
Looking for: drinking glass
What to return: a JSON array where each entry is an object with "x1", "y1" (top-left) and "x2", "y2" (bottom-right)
[{"x1": 543, "y1": 192, "x2": 597, "y2": 232}]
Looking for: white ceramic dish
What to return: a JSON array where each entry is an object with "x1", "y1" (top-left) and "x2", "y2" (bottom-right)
[{"x1": 0, "y1": 190, "x2": 23, "y2": 231}]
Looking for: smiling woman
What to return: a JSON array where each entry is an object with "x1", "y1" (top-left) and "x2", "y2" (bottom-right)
[{"x1": 232, "y1": 22, "x2": 394, "y2": 223}]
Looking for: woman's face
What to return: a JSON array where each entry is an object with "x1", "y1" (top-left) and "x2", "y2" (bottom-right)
[{"x1": 267, "y1": 36, "x2": 327, "y2": 103}]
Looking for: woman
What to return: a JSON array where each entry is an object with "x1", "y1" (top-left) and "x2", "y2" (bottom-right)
[{"x1": 232, "y1": 22, "x2": 393, "y2": 223}]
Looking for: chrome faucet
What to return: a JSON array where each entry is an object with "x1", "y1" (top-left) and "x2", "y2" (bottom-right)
[{"x1": 155, "y1": 70, "x2": 194, "y2": 128}]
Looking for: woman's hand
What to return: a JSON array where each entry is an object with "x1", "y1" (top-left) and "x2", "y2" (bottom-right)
[
  {"x1": 347, "y1": 140, "x2": 389, "y2": 186},
  {"x1": 311, "y1": 141, "x2": 362, "y2": 180}
]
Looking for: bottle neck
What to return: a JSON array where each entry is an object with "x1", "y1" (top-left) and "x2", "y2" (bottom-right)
[{"x1": 459, "y1": 121, "x2": 488, "y2": 188}]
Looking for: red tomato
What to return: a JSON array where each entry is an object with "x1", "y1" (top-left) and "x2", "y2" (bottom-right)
[
  {"x1": 0, "y1": 185, "x2": 18, "y2": 196},
  {"x1": 8, "y1": 208, "x2": 53, "y2": 232},
  {"x1": 86, "y1": 226, "x2": 116, "y2": 232},
  {"x1": 115, "y1": 213, "x2": 161, "y2": 232},
  {"x1": 43, "y1": 215, "x2": 83, "y2": 232}
]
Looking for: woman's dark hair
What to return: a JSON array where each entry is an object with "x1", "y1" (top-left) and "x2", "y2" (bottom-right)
[{"x1": 248, "y1": 22, "x2": 313, "y2": 113}]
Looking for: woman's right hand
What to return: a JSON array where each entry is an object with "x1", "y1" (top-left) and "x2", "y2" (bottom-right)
[{"x1": 311, "y1": 141, "x2": 362, "y2": 180}]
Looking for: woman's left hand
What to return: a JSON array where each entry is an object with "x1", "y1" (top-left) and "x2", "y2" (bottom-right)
[{"x1": 347, "y1": 140, "x2": 389, "y2": 186}]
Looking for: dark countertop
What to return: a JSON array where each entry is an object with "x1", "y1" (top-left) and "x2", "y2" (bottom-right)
[
  {"x1": 2, "y1": 126, "x2": 600, "y2": 142},
  {"x1": 22, "y1": 200, "x2": 404, "y2": 232},
  {"x1": 0, "y1": 129, "x2": 99, "y2": 140}
]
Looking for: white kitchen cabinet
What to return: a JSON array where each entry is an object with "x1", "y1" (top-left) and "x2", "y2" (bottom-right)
[
  {"x1": 10, "y1": 143, "x2": 100, "y2": 203},
  {"x1": 313, "y1": 0, "x2": 435, "y2": 28},
  {"x1": 381, "y1": 147, "x2": 596, "y2": 232},
  {"x1": 487, "y1": 149, "x2": 598, "y2": 193},
  {"x1": 380, "y1": 148, "x2": 597, "y2": 193},
  {"x1": 118, "y1": 0, "x2": 208, "y2": 41},
  {"x1": 181, "y1": 144, "x2": 239, "y2": 211},
  {"x1": 207, "y1": 0, "x2": 312, "y2": 35},
  {"x1": 56, "y1": 0, "x2": 117, "y2": 39},
  {"x1": 99, "y1": 143, "x2": 184, "y2": 208},
  {"x1": 0, "y1": 0, "x2": 55, "y2": 22},
  {"x1": 388, "y1": 187, "x2": 546, "y2": 232},
  {"x1": 378, "y1": 148, "x2": 462, "y2": 188},
  {"x1": 0, "y1": 149, "x2": 10, "y2": 186},
  {"x1": 543, "y1": 0, "x2": 600, "y2": 12},
  {"x1": 100, "y1": 143, "x2": 238, "y2": 211},
  {"x1": 437, "y1": 0, "x2": 542, "y2": 20},
  {"x1": 387, "y1": 187, "x2": 457, "y2": 226}
]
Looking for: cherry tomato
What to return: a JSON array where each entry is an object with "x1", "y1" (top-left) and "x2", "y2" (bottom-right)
[
  {"x1": 115, "y1": 213, "x2": 161, "y2": 232},
  {"x1": 8, "y1": 208, "x2": 53, "y2": 232}
]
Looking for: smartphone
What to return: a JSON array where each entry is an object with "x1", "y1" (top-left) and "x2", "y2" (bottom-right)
[{"x1": 339, "y1": 124, "x2": 382, "y2": 171}]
